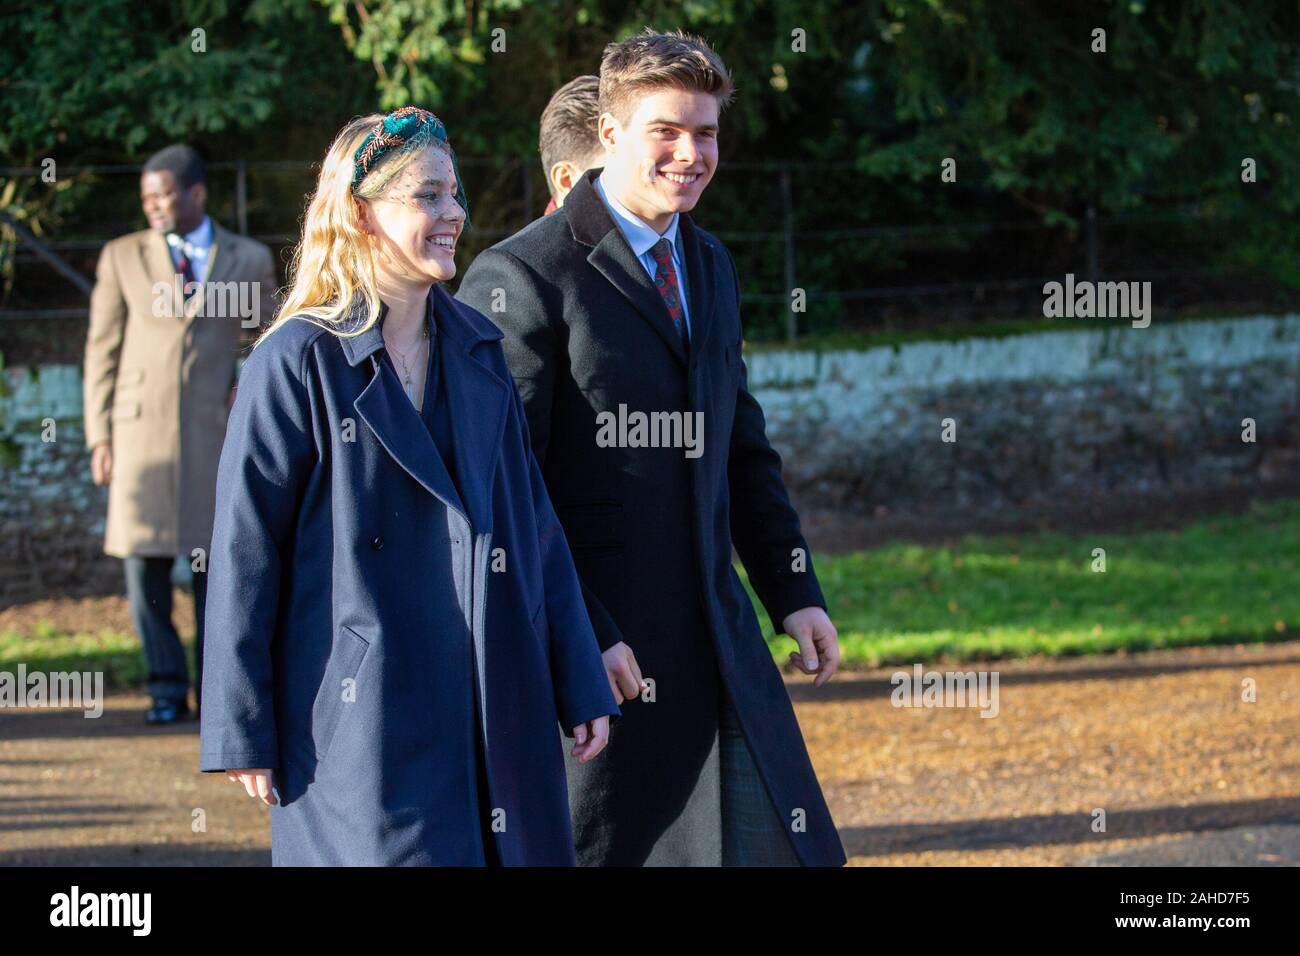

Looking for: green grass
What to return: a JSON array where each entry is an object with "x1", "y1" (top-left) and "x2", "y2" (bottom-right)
[
  {"x1": 0, "y1": 622, "x2": 174, "y2": 691},
  {"x1": 743, "y1": 497, "x2": 1300, "y2": 668},
  {"x1": 4, "y1": 498, "x2": 1298, "y2": 685}
]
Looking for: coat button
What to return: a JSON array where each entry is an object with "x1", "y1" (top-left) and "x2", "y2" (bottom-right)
[{"x1": 371, "y1": 536, "x2": 384, "y2": 550}]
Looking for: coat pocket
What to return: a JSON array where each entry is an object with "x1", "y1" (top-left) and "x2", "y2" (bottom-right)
[
  {"x1": 109, "y1": 400, "x2": 141, "y2": 423},
  {"x1": 553, "y1": 498, "x2": 625, "y2": 553},
  {"x1": 725, "y1": 338, "x2": 743, "y2": 373},
  {"x1": 117, "y1": 367, "x2": 146, "y2": 388},
  {"x1": 310, "y1": 625, "x2": 371, "y2": 763}
]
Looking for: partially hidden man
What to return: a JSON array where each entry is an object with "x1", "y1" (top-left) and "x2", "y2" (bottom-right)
[{"x1": 457, "y1": 28, "x2": 846, "y2": 866}]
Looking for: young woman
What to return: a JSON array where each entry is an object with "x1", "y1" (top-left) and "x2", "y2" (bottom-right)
[{"x1": 198, "y1": 107, "x2": 618, "y2": 866}]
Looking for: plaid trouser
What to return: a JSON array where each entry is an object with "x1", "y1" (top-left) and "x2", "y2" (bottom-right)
[{"x1": 719, "y1": 685, "x2": 803, "y2": 866}]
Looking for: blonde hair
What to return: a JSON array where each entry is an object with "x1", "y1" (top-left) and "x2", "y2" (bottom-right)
[{"x1": 258, "y1": 113, "x2": 454, "y2": 345}]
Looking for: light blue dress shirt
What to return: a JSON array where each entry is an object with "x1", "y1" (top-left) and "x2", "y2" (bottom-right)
[
  {"x1": 165, "y1": 214, "x2": 214, "y2": 283},
  {"x1": 593, "y1": 173, "x2": 691, "y2": 337}
]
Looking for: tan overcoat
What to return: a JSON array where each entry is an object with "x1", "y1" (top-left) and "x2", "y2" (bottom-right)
[{"x1": 83, "y1": 220, "x2": 278, "y2": 558}]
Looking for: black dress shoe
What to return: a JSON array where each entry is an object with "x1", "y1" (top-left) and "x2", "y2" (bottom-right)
[{"x1": 145, "y1": 699, "x2": 190, "y2": 725}]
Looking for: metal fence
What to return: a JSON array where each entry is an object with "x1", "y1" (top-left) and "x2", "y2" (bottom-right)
[{"x1": 0, "y1": 159, "x2": 1274, "y2": 344}]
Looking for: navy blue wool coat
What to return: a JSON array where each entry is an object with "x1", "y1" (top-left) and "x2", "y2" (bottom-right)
[{"x1": 198, "y1": 283, "x2": 619, "y2": 866}]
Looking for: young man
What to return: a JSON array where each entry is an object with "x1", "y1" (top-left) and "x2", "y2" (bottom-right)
[
  {"x1": 84, "y1": 144, "x2": 277, "y2": 724},
  {"x1": 456, "y1": 28, "x2": 845, "y2": 866},
  {"x1": 538, "y1": 75, "x2": 604, "y2": 215}
]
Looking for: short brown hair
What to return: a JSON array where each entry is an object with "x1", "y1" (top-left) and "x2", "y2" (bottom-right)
[
  {"x1": 539, "y1": 75, "x2": 603, "y2": 196},
  {"x1": 599, "y1": 28, "x2": 735, "y2": 129}
]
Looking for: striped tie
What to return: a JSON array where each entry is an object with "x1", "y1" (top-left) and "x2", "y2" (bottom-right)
[{"x1": 168, "y1": 234, "x2": 198, "y2": 303}]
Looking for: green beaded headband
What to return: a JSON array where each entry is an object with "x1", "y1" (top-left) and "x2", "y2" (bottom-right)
[{"x1": 351, "y1": 106, "x2": 470, "y2": 229}]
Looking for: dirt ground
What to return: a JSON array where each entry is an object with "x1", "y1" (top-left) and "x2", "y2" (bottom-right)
[{"x1": 2, "y1": 630, "x2": 1297, "y2": 866}]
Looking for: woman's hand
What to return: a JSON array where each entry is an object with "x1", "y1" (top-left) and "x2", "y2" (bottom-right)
[
  {"x1": 570, "y1": 716, "x2": 610, "y2": 763},
  {"x1": 226, "y1": 768, "x2": 277, "y2": 806}
]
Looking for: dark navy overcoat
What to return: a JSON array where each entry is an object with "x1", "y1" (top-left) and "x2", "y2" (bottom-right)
[
  {"x1": 198, "y1": 283, "x2": 619, "y2": 865},
  {"x1": 456, "y1": 169, "x2": 846, "y2": 866}
]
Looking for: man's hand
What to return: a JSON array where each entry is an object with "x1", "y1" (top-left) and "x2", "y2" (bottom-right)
[
  {"x1": 90, "y1": 442, "x2": 113, "y2": 486},
  {"x1": 602, "y1": 641, "x2": 645, "y2": 705},
  {"x1": 782, "y1": 607, "x2": 840, "y2": 687},
  {"x1": 225, "y1": 768, "x2": 276, "y2": 806},
  {"x1": 570, "y1": 715, "x2": 610, "y2": 763}
]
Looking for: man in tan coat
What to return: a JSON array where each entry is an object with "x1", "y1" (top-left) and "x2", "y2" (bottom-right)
[{"x1": 83, "y1": 144, "x2": 277, "y2": 724}]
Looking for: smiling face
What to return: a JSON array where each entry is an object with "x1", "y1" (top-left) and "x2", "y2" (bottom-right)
[
  {"x1": 598, "y1": 87, "x2": 719, "y2": 233},
  {"x1": 355, "y1": 145, "x2": 465, "y2": 285},
  {"x1": 140, "y1": 169, "x2": 205, "y2": 234}
]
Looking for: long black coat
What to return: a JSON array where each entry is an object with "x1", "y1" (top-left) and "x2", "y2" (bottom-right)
[
  {"x1": 456, "y1": 169, "x2": 846, "y2": 866},
  {"x1": 198, "y1": 285, "x2": 619, "y2": 865}
]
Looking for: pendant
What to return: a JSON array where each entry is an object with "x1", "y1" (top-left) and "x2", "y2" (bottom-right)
[{"x1": 404, "y1": 377, "x2": 415, "y2": 402}]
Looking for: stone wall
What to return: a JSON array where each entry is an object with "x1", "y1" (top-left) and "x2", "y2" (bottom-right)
[
  {"x1": 0, "y1": 364, "x2": 119, "y2": 605},
  {"x1": 2, "y1": 313, "x2": 1297, "y2": 603},
  {"x1": 747, "y1": 314, "x2": 1300, "y2": 510}
]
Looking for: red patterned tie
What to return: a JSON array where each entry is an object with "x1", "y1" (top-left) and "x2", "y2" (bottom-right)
[{"x1": 649, "y1": 237, "x2": 688, "y2": 345}]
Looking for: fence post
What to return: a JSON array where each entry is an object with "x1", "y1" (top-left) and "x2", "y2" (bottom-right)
[
  {"x1": 1086, "y1": 199, "x2": 1099, "y2": 283},
  {"x1": 235, "y1": 160, "x2": 248, "y2": 235},
  {"x1": 779, "y1": 164, "x2": 797, "y2": 342}
]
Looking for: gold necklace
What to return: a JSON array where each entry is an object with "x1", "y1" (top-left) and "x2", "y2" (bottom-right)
[{"x1": 389, "y1": 319, "x2": 429, "y2": 408}]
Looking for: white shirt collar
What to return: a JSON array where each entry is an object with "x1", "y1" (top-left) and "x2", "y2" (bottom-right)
[{"x1": 594, "y1": 172, "x2": 679, "y2": 258}]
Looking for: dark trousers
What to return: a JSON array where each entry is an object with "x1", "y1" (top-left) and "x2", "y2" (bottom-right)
[{"x1": 123, "y1": 556, "x2": 207, "y2": 710}]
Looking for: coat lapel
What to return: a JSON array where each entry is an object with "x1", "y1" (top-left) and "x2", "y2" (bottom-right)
[
  {"x1": 186, "y1": 221, "x2": 243, "y2": 321},
  {"x1": 676, "y1": 213, "x2": 716, "y2": 356},
  {"x1": 567, "y1": 170, "x2": 690, "y2": 367},
  {"x1": 140, "y1": 230, "x2": 178, "y2": 316},
  {"x1": 587, "y1": 231, "x2": 688, "y2": 367},
  {"x1": 353, "y1": 345, "x2": 468, "y2": 521},
  {"x1": 343, "y1": 286, "x2": 509, "y2": 532},
  {"x1": 437, "y1": 286, "x2": 511, "y2": 533},
  {"x1": 136, "y1": 221, "x2": 244, "y2": 322}
]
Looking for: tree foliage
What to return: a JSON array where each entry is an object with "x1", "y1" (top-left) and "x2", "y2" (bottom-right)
[{"x1": 2, "y1": 0, "x2": 1297, "y2": 330}]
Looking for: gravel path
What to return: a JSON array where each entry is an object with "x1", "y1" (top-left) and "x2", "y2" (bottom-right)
[{"x1": 2, "y1": 639, "x2": 1297, "y2": 866}]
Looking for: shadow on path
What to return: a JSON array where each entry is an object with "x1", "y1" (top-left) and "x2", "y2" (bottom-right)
[{"x1": 839, "y1": 795, "x2": 1300, "y2": 858}]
